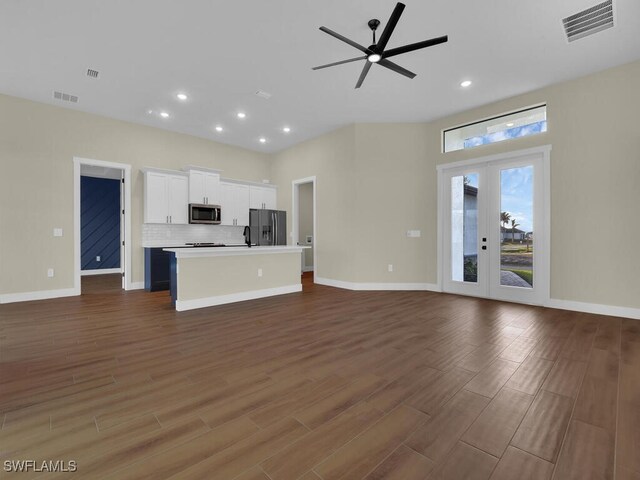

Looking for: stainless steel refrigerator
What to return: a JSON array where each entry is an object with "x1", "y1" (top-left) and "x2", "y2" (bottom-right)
[{"x1": 249, "y1": 209, "x2": 287, "y2": 246}]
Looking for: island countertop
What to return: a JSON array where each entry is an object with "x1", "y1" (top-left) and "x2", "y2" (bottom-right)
[{"x1": 163, "y1": 245, "x2": 308, "y2": 258}]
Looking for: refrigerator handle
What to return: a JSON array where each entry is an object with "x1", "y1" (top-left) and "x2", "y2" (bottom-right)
[{"x1": 275, "y1": 211, "x2": 278, "y2": 245}]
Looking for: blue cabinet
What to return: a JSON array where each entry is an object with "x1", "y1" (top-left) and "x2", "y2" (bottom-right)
[{"x1": 144, "y1": 248, "x2": 171, "y2": 291}]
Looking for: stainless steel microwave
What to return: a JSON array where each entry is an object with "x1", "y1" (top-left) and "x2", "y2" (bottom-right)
[{"x1": 189, "y1": 204, "x2": 221, "y2": 224}]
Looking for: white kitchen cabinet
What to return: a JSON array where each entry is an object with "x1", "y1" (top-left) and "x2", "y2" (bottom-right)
[
  {"x1": 143, "y1": 169, "x2": 189, "y2": 224},
  {"x1": 220, "y1": 182, "x2": 250, "y2": 226},
  {"x1": 249, "y1": 185, "x2": 277, "y2": 210},
  {"x1": 168, "y1": 175, "x2": 189, "y2": 224},
  {"x1": 187, "y1": 168, "x2": 221, "y2": 205}
]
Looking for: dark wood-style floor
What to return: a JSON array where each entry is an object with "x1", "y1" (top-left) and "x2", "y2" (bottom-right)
[{"x1": 1, "y1": 273, "x2": 639, "y2": 479}]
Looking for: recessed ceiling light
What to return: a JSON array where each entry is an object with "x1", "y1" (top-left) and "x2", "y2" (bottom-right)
[
  {"x1": 176, "y1": 93, "x2": 188, "y2": 101},
  {"x1": 506, "y1": 122, "x2": 514, "y2": 127},
  {"x1": 237, "y1": 112, "x2": 246, "y2": 119},
  {"x1": 215, "y1": 126, "x2": 223, "y2": 132},
  {"x1": 259, "y1": 137, "x2": 267, "y2": 143},
  {"x1": 160, "y1": 111, "x2": 170, "y2": 118},
  {"x1": 147, "y1": 109, "x2": 153, "y2": 114},
  {"x1": 460, "y1": 80, "x2": 472, "y2": 88},
  {"x1": 282, "y1": 126, "x2": 291, "y2": 133}
]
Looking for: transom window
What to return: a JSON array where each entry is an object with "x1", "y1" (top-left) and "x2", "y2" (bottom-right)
[{"x1": 443, "y1": 105, "x2": 547, "y2": 153}]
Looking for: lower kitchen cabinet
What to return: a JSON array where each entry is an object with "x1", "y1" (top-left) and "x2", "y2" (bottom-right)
[{"x1": 144, "y1": 248, "x2": 171, "y2": 291}]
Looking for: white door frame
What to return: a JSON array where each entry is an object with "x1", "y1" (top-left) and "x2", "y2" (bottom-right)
[
  {"x1": 437, "y1": 145, "x2": 551, "y2": 305},
  {"x1": 73, "y1": 157, "x2": 132, "y2": 292},
  {"x1": 291, "y1": 176, "x2": 317, "y2": 277}
]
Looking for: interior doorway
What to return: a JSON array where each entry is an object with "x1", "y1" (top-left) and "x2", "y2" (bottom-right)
[
  {"x1": 292, "y1": 176, "x2": 317, "y2": 284},
  {"x1": 438, "y1": 146, "x2": 550, "y2": 305},
  {"x1": 73, "y1": 157, "x2": 132, "y2": 293}
]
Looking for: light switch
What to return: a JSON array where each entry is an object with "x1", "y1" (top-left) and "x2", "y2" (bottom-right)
[
  {"x1": 407, "y1": 230, "x2": 421, "y2": 238},
  {"x1": 47, "y1": 268, "x2": 54, "y2": 278},
  {"x1": 258, "y1": 268, "x2": 263, "y2": 277},
  {"x1": 53, "y1": 228, "x2": 63, "y2": 237}
]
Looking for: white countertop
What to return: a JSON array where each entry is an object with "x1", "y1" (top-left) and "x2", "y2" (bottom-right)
[{"x1": 163, "y1": 245, "x2": 309, "y2": 258}]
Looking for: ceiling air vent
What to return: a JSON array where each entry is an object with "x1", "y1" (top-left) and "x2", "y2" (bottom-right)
[
  {"x1": 255, "y1": 90, "x2": 272, "y2": 100},
  {"x1": 86, "y1": 68, "x2": 100, "y2": 78},
  {"x1": 53, "y1": 91, "x2": 79, "y2": 103},
  {"x1": 562, "y1": 0, "x2": 614, "y2": 42}
]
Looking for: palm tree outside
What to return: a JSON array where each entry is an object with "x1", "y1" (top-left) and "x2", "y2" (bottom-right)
[
  {"x1": 500, "y1": 212, "x2": 511, "y2": 242},
  {"x1": 511, "y1": 218, "x2": 520, "y2": 242}
]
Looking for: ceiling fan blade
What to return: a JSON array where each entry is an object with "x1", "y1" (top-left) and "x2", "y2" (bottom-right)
[
  {"x1": 319, "y1": 26, "x2": 372, "y2": 54},
  {"x1": 355, "y1": 61, "x2": 373, "y2": 89},
  {"x1": 376, "y1": 2, "x2": 406, "y2": 51},
  {"x1": 378, "y1": 59, "x2": 416, "y2": 79},
  {"x1": 312, "y1": 56, "x2": 367, "y2": 70},
  {"x1": 383, "y1": 35, "x2": 448, "y2": 59}
]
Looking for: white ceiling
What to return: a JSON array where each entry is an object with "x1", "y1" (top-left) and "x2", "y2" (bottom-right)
[{"x1": 1, "y1": 0, "x2": 639, "y2": 153}]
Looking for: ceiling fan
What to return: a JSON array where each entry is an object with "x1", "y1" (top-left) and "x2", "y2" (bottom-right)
[{"x1": 312, "y1": 2, "x2": 448, "y2": 89}]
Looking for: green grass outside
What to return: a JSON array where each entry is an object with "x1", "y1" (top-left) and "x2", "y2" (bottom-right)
[{"x1": 505, "y1": 269, "x2": 533, "y2": 286}]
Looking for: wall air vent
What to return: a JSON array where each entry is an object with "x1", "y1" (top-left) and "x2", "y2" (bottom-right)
[
  {"x1": 86, "y1": 68, "x2": 100, "y2": 78},
  {"x1": 53, "y1": 91, "x2": 79, "y2": 103},
  {"x1": 562, "y1": 0, "x2": 614, "y2": 42}
]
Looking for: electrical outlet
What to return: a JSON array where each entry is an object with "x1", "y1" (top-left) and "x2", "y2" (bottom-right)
[
  {"x1": 47, "y1": 268, "x2": 54, "y2": 278},
  {"x1": 258, "y1": 268, "x2": 263, "y2": 277},
  {"x1": 96, "y1": 256, "x2": 101, "y2": 262},
  {"x1": 388, "y1": 264, "x2": 393, "y2": 272},
  {"x1": 53, "y1": 228, "x2": 63, "y2": 237}
]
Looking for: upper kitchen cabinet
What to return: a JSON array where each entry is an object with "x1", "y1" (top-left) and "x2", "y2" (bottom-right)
[
  {"x1": 143, "y1": 168, "x2": 189, "y2": 224},
  {"x1": 184, "y1": 166, "x2": 222, "y2": 205},
  {"x1": 220, "y1": 181, "x2": 250, "y2": 226},
  {"x1": 249, "y1": 185, "x2": 277, "y2": 210}
]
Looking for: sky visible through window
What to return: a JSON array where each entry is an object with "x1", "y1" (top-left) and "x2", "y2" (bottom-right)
[
  {"x1": 463, "y1": 166, "x2": 533, "y2": 232},
  {"x1": 464, "y1": 121, "x2": 547, "y2": 149},
  {"x1": 501, "y1": 166, "x2": 533, "y2": 232}
]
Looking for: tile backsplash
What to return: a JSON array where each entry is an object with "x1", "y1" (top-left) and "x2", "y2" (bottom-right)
[{"x1": 142, "y1": 224, "x2": 246, "y2": 247}]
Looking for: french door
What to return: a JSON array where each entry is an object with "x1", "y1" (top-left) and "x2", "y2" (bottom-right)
[{"x1": 440, "y1": 147, "x2": 550, "y2": 305}]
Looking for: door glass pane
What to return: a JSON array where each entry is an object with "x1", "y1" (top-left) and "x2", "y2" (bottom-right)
[
  {"x1": 451, "y1": 174, "x2": 478, "y2": 282},
  {"x1": 500, "y1": 166, "x2": 533, "y2": 288}
]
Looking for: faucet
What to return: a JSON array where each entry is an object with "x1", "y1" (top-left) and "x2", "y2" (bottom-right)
[{"x1": 243, "y1": 226, "x2": 251, "y2": 247}]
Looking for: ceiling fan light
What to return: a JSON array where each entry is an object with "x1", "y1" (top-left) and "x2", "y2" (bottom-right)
[{"x1": 367, "y1": 53, "x2": 381, "y2": 63}]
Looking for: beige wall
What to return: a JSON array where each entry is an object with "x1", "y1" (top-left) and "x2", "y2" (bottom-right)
[
  {"x1": 270, "y1": 125, "x2": 357, "y2": 282},
  {"x1": 431, "y1": 60, "x2": 640, "y2": 308},
  {"x1": 269, "y1": 60, "x2": 640, "y2": 309},
  {"x1": 353, "y1": 123, "x2": 434, "y2": 283},
  {"x1": 298, "y1": 182, "x2": 314, "y2": 269},
  {"x1": 0, "y1": 94, "x2": 269, "y2": 295}
]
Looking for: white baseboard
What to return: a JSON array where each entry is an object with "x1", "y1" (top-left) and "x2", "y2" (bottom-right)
[
  {"x1": 302, "y1": 266, "x2": 314, "y2": 273},
  {"x1": 81, "y1": 268, "x2": 121, "y2": 276},
  {"x1": 547, "y1": 298, "x2": 640, "y2": 320},
  {"x1": 0, "y1": 287, "x2": 80, "y2": 304},
  {"x1": 315, "y1": 277, "x2": 441, "y2": 292},
  {"x1": 128, "y1": 282, "x2": 145, "y2": 290},
  {"x1": 176, "y1": 284, "x2": 302, "y2": 312}
]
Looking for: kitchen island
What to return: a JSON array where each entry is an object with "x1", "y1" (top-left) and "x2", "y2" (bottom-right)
[{"x1": 163, "y1": 246, "x2": 308, "y2": 311}]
